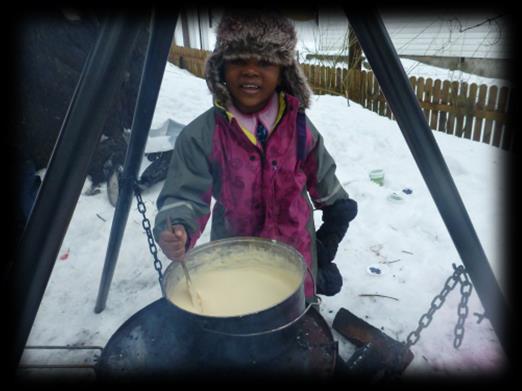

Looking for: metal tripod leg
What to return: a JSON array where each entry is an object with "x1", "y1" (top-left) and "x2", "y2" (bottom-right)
[{"x1": 94, "y1": 10, "x2": 177, "y2": 313}]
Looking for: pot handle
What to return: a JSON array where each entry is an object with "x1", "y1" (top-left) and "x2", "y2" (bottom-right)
[
  {"x1": 306, "y1": 262, "x2": 317, "y2": 297},
  {"x1": 201, "y1": 296, "x2": 322, "y2": 337}
]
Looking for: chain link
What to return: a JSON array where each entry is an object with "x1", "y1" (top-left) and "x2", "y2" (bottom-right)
[
  {"x1": 405, "y1": 263, "x2": 473, "y2": 349},
  {"x1": 134, "y1": 185, "x2": 165, "y2": 294},
  {"x1": 454, "y1": 265, "x2": 473, "y2": 348}
]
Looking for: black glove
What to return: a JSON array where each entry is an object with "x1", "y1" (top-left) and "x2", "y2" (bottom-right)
[
  {"x1": 316, "y1": 198, "x2": 358, "y2": 245},
  {"x1": 316, "y1": 238, "x2": 338, "y2": 267},
  {"x1": 315, "y1": 198, "x2": 358, "y2": 296},
  {"x1": 316, "y1": 262, "x2": 343, "y2": 296},
  {"x1": 316, "y1": 198, "x2": 358, "y2": 266}
]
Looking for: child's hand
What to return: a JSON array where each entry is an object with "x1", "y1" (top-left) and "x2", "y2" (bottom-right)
[{"x1": 158, "y1": 223, "x2": 188, "y2": 262}]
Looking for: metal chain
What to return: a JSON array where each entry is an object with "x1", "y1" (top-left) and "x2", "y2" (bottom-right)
[
  {"x1": 454, "y1": 266, "x2": 473, "y2": 348},
  {"x1": 405, "y1": 263, "x2": 473, "y2": 349},
  {"x1": 134, "y1": 185, "x2": 165, "y2": 293}
]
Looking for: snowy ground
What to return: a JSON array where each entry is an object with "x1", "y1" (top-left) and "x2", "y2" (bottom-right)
[{"x1": 21, "y1": 62, "x2": 510, "y2": 380}]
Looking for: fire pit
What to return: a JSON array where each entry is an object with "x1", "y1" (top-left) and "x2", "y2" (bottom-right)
[{"x1": 95, "y1": 298, "x2": 337, "y2": 380}]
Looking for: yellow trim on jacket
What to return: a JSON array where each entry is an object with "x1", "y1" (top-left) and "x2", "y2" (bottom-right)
[{"x1": 214, "y1": 92, "x2": 287, "y2": 145}]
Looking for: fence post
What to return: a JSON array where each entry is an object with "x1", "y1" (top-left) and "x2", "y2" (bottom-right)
[
  {"x1": 473, "y1": 84, "x2": 488, "y2": 141},
  {"x1": 464, "y1": 83, "x2": 477, "y2": 140},
  {"x1": 424, "y1": 78, "x2": 433, "y2": 123},
  {"x1": 447, "y1": 81, "x2": 460, "y2": 136},
  {"x1": 372, "y1": 74, "x2": 380, "y2": 113},
  {"x1": 430, "y1": 79, "x2": 441, "y2": 131},
  {"x1": 483, "y1": 85, "x2": 498, "y2": 144},
  {"x1": 335, "y1": 67, "x2": 342, "y2": 95},
  {"x1": 360, "y1": 70, "x2": 367, "y2": 107},
  {"x1": 493, "y1": 87, "x2": 509, "y2": 147},
  {"x1": 455, "y1": 82, "x2": 468, "y2": 138}
]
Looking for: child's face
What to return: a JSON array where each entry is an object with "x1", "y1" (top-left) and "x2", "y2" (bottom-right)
[{"x1": 224, "y1": 58, "x2": 282, "y2": 114}]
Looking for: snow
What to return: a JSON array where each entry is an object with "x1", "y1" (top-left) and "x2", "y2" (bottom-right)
[
  {"x1": 398, "y1": 58, "x2": 512, "y2": 88},
  {"x1": 22, "y1": 62, "x2": 509, "y2": 379},
  {"x1": 299, "y1": 55, "x2": 512, "y2": 89}
]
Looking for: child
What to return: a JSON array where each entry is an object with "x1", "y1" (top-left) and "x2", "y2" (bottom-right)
[{"x1": 154, "y1": 11, "x2": 357, "y2": 299}]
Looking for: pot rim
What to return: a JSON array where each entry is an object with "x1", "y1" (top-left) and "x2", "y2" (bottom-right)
[{"x1": 162, "y1": 236, "x2": 306, "y2": 320}]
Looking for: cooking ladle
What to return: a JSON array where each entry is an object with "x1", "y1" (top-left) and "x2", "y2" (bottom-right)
[{"x1": 166, "y1": 217, "x2": 204, "y2": 312}]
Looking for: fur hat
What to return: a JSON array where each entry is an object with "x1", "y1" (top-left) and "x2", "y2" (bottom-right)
[{"x1": 204, "y1": 11, "x2": 313, "y2": 110}]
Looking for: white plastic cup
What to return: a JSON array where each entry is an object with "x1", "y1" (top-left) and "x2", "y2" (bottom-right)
[{"x1": 369, "y1": 169, "x2": 385, "y2": 186}]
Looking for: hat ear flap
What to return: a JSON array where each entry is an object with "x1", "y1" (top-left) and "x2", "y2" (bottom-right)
[
  {"x1": 205, "y1": 53, "x2": 233, "y2": 107},
  {"x1": 281, "y1": 60, "x2": 313, "y2": 110}
]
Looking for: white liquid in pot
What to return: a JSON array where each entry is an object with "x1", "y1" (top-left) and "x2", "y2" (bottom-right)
[{"x1": 167, "y1": 257, "x2": 301, "y2": 317}]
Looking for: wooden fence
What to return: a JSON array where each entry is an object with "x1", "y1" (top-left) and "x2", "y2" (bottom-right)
[
  {"x1": 168, "y1": 45, "x2": 211, "y2": 79},
  {"x1": 169, "y1": 45, "x2": 516, "y2": 152}
]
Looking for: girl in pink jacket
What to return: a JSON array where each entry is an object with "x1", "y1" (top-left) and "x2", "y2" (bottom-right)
[{"x1": 154, "y1": 11, "x2": 357, "y2": 299}]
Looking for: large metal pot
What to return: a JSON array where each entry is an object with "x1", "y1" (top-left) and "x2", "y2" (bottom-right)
[{"x1": 162, "y1": 237, "x2": 308, "y2": 365}]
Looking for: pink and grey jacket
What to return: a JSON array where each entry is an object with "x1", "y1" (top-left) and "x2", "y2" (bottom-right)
[{"x1": 154, "y1": 93, "x2": 350, "y2": 298}]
